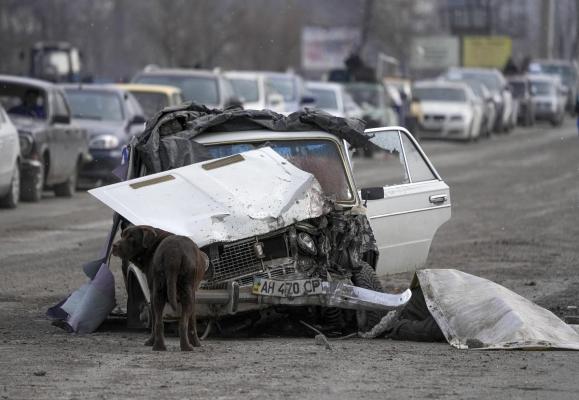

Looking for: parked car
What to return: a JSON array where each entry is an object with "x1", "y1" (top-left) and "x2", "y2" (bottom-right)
[
  {"x1": 528, "y1": 59, "x2": 578, "y2": 114},
  {"x1": 306, "y1": 81, "x2": 362, "y2": 118},
  {"x1": 90, "y1": 107, "x2": 451, "y2": 333},
  {"x1": 225, "y1": 70, "x2": 315, "y2": 114},
  {"x1": 508, "y1": 75, "x2": 536, "y2": 126},
  {"x1": 345, "y1": 82, "x2": 398, "y2": 128},
  {"x1": 132, "y1": 67, "x2": 237, "y2": 109},
  {"x1": 0, "y1": 75, "x2": 89, "y2": 201},
  {"x1": 61, "y1": 84, "x2": 147, "y2": 183},
  {"x1": 116, "y1": 84, "x2": 183, "y2": 118},
  {"x1": 528, "y1": 74, "x2": 566, "y2": 126},
  {"x1": 444, "y1": 67, "x2": 514, "y2": 133},
  {"x1": 444, "y1": 77, "x2": 496, "y2": 138},
  {"x1": 0, "y1": 105, "x2": 20, "y2": 208},
  {"x1": 413, "y1": 80, "x2": 484, "y2": 141}
]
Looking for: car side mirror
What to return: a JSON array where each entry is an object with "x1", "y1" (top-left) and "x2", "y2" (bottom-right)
[
  {"x1": 300, "y1": 94, "x2": 316, "y2": 105},
  {"x1": 361, "y1": 187, "x2": 385, "y2": 201},
  {"x1": 52, "y1": 114, "x2": 70, "y2": 124},
  {"x1": 130, "y1": 115, "x2": 147, "y2": 125}
]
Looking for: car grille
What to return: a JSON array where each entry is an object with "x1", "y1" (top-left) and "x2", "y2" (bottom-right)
[
  {"x1": 424, "y1": 114, "x2": 445, "y2": 121},
  {"x1": 208, "y1": 238, "x2": 263, "y2": 283}
]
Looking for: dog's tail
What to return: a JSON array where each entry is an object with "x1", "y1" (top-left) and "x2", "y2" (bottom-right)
[{"x1": 166, "y1": 272, "x2": 178, "y2": 312}]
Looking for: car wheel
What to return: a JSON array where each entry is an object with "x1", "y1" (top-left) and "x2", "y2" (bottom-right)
[
  {"x1": 20, "y1": 154, "x2": 44, "y2": 202},
  {"x1": 54, "y1": 161, "x2": 79, "y2": 197},
  {"x1": 352, "y1": 262, "x2": 385, "y2": 332},
  {"x1": 0, "y1": 161, "x2": 20, "y2": 209}
]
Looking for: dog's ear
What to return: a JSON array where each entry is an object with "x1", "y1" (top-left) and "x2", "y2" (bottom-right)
[{"x1": 141, "y1": 226, "x2": 158, "y2": 248}]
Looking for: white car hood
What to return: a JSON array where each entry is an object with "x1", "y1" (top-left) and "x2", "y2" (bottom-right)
[
  {"x1": 89, "y1": 147, "x2": 327, "y2": 247},
  {"x1": 420, "y1": 101, "x2": 470, "y2": 114}
]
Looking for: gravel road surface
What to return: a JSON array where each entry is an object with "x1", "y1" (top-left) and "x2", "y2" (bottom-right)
[{"x1": 1, "y1": 120, "x2": 578, "y2": 399}]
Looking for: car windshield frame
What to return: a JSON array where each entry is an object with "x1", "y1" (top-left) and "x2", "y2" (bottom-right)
[
  {"x1": 134, "y1": 74, "x2": 220, "y2": 106},
  {"x1": 64, "y1": 89, "x2": 125, "y2": 121},
  {"x1": 413, "y1": 86, "x2": 467, "y2": 102},
  {"x1": 204, "y1": 137, "x2": 355, "y2": 203}
]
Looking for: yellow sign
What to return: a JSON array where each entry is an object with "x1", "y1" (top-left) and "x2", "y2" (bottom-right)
[{"x1": 462, "y1": 36, "x2": 512, "y2": 69}]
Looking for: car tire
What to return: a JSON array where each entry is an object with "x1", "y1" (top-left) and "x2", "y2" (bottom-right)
[
  {"x1": 0, "y1": 161, "x2": 20, "y2": 209},
  {"x1": 20, "y1": 154, "x2": 44, "y2": 202},
  {"x1": 352, "y1": 262, "x2": 385, "y2": 332},
  {"x1": 54, "y1": 161, "x2": 78, "y2": 197}
]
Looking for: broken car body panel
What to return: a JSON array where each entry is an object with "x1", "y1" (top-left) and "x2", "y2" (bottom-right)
[{"x1": 89, "y1": 147, "x2": 328, "y2": 247}]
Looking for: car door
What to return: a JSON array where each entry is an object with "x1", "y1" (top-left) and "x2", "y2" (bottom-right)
[
  {"x1": 48, "y1": 89, "x2": 75, "y2": 183},
  {"x1": 353, "y1": 127, "x2": 451, "y2": 276},
  {"x1": 0, "y1": 108, "x2": 11, "y2": 188}
]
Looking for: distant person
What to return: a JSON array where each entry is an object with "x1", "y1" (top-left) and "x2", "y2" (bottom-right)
[{"x1": 9, "y1": 90, "x2": 46, "y2": 119}]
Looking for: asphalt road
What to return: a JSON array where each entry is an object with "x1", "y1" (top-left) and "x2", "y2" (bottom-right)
[{"x1": 1, "y1": 119, "x2": 578, "y2": 399}]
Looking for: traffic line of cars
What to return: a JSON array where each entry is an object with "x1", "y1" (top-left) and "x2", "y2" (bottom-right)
[{"x1": 412, "y1": 63, "x2": 576, "y2": 142}]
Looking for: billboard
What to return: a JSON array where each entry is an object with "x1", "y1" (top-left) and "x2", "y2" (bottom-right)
[
  {"x1": 301, "y1": 27, "x2": 360, "y2": 71},
  {"x1": 462, "y1": 36, "x2": 512, "y2": 68},
  {"x1": 410, "y1": 36, "x2": 460, "y2": 70}
]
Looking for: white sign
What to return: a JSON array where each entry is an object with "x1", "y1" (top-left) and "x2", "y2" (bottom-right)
[
  {"x1": 301, "y1": 27, "x2": 361, "y2": 71},
  {"x1": 410, "y1": 36, "x2": 460, "y2": 70}
]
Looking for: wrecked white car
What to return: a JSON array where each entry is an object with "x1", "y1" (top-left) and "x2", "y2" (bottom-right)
[{"x1": 89, "y1": 105, "x2": 451, "y2": 335}]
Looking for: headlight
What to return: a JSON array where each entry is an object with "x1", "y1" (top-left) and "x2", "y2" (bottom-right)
[
  {"x1": 297, "y1": 232, "x2": 317, "y2": 256},
  {"x1": 89, "y1": 135, "x2": 120, "y2": 150},
  {"x1": 18, "y1": 132, "x2": 34, "y2": 157}
]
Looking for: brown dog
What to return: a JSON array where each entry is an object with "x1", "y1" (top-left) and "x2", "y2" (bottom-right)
[{"x1": 112, "y1": 225, "x2": 207, "y2": 351}]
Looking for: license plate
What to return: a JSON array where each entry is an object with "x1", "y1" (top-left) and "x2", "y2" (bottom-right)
[{"x1": 252, "y1": 278, "x2": 325, "y2": 297}]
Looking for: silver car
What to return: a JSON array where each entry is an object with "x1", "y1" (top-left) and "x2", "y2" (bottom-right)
[
  {"x1": 0, "y1": 105, "x2": 20, "y2": 208},
  {"x1": 529, "y1": 75, "x2": 566, "y2": 126}
]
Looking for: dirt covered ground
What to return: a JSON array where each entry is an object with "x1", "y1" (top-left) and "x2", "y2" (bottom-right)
[{"x1": 1, "y1": 120, "x2": 578, "y2": 399}]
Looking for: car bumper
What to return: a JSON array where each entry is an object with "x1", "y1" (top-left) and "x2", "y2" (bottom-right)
[
  {"x1": 418, "y1": 121, "x2": 469, "y2": 139},
  {"x1": 79, "y1": 149, "x2": 122, "y2": 180},
  {"x1": 20, "y1": 158, "x2": 42, "y2": 181}
]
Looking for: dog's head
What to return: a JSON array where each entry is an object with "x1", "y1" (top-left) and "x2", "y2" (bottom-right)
[{"x1": 111, "y1": 225, "x2": 160, "y2": 260}]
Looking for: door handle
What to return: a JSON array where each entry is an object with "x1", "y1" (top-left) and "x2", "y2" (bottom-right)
[{"x1": 429, "y1": 194, "x2": 447, "y2": 204}]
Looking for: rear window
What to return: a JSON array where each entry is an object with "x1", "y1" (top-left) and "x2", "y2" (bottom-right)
[{"x1": 134, "y1": 74, "x2": 219, "y2": 106}]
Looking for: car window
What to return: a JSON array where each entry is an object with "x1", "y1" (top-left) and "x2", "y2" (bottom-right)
[
  {"x1": 64, "y1": 89, "x2": 124, "y2": 121},
  {"x1": 266, "y1": 76, "x2": 296, "y2": 102},
  {"x1": 205, "y1": 139, "x2": 353, "y2": 202},
  {"x1": 352, "y1": 130, "x2": 409, "y2": 188},
  {"x1": 0, "y1": 84, "x2": 48, "y2": 120},
  {"x1": 400, "y1": 132, "x2": 436, "y2": 182},
  {"x1": 53, "y1": 91, "x2": 70, "y2": 118},
  {"x1": 135, "y1": 75, "x2": 219, "y2": 106},
  {"x1": 229, "y1": 78, "x2": 259, "y2": 103},
  {"x1": 413, "y1": 87, "x2": 466, "y2": 102},
  {"x1": 130, "y1": 91, "x2": 168, "y2": 118},
  {"x1": 309, "y1": 88, "x2": 338, "y2": 110}
]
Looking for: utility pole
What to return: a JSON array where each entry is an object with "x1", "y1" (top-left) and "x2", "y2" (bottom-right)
[{"x1": 541, "y1": 0, "x2": 555, "y2": 58}]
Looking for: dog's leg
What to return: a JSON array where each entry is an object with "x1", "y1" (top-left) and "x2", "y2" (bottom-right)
[
  {"x1": 179, "y1": 286, "x2": 194, "y2": 351},
  {"x1": 151, "y1": 281, "x2": 167, "y2": 351},
  {"x1": 189, "y1": 288, "x2": 202, "y2": 347}
]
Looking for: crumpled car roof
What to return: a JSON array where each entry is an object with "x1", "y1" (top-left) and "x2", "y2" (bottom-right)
[{"x1": 130, "y1": 102, "x2": 371, "y2": 175}]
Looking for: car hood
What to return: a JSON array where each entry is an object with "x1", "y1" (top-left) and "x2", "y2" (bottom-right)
[
  {"x1": 420, "y1": 101, "x2": 470, "y2": 114},
  {"x1": 9, "y1": 115, "x2": 47, "y2": 134},
  {"x1": 72, "y1": 118, "x2": 126, "y2": 138},
  {"x1": 89, "y1": 147, "x2": 329, "y2": 247}
]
